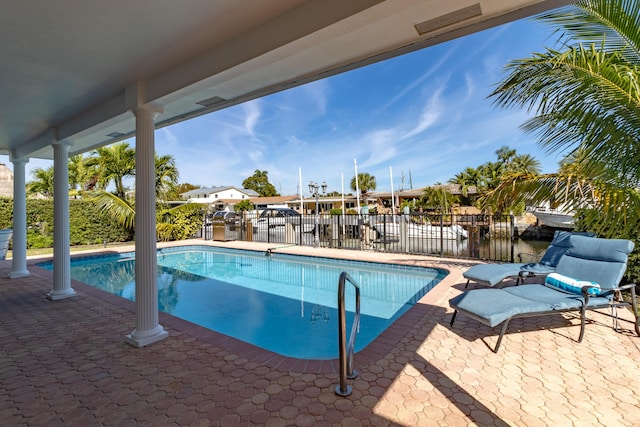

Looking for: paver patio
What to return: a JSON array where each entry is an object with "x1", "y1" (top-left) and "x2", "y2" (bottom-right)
[{"x1": 1, "y1": 240, "x2": 639, "y2": 426}]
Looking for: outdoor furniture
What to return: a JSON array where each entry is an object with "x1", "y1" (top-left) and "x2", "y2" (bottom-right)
[
  {"x1": 450, "y1": 235, "x2": 639, "y2": 352},
  {"x1": 463, "y1": 230, "x2": 595, "y2": 288},
  {"x1": 0, "y1": 229, "x2": 11, "y2": 260}
]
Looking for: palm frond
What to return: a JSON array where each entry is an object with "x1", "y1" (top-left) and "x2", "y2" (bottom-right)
[
  {"x1": 88, "y1": 191, "x2": 136, "y2": 230},
  {"x1": 492, "y1": 46, "x2": 640, "y2": 179},
  {"x1": 537, "y1": 0, "x2": 640, "y2": 64}
]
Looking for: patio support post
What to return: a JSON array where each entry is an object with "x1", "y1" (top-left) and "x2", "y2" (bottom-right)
[
  {"x1": 125, "y1": 103, "x2": 168, "y2": 347},
  {"x1": 47, "y1": 140, "x2": 76, "y2": 300},
  {"x1": 8, "y1": 156, "x2": 30, "y2": 279}
]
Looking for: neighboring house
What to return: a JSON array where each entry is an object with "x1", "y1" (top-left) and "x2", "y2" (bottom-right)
[
  {"x1": 299, "y1": 196, "x2": 358, "y2": 214},
  {"x1": 0, "y1": 163, "x2": 13, "y2": 198},
  {"x1": 180, "y1": 186, "x2": 259, "y2": 211}
]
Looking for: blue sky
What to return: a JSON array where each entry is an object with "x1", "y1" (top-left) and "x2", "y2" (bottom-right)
[{"x1": 6, "y1": 14, "x2": 568, "y2": 197}]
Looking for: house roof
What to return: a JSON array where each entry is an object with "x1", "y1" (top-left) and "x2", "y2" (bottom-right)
[
  {"x1": 181, "y1": 186, "x2": 259, "y2": 198},
  {"x1": 249, "y1": 195, "x2": 302, "y2": 205}
]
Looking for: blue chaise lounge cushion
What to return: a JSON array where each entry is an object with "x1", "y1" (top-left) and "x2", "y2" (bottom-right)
[
  {"x1": 449, "y1": 290, "x2": 552, "y2": 327},
  {"x1": 462, "y1": 263, "x2": 527, "y2": 287},
  {"x1": 462, "y1": 230, "x2": 595, "y2": 287}
]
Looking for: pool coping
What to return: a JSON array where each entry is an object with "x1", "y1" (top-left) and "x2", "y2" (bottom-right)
[{"x1": 26, "y1": 239, "x2": 474, "y2": 374}]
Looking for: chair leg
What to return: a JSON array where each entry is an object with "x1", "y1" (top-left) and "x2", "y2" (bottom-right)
[
  {"x1": 493, "y1": 320, "x2": 511, "y2": 353},
  {"x1": 630, "y1": 285, "x2": 640, "y2": 337},
  {"x1": 578, "y1": 305, "x2": 587, "y2": 343},
  {"x1": 464, "y1": 280, "x2": 470, "y2": 289},
  {"x1": 450, "y1": 310, "x2": 458, "y2": 327}
]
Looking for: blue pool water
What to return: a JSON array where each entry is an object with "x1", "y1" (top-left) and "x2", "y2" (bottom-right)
[{"x1": 38, "y1": 246, "x2": 447, "y2": 359}]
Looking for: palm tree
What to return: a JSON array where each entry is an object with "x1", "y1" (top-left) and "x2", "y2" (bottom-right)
[
  {"x1": 448, "y1": 167, "x2": 481, "y2": 197},
  {"x1": 27, "y1": 166, "x2": 55, "y2": 197},
  {"x1": 495, "y1": 145, "x2": 517, "y2": 165},
  {"x1": 86, "y1": 142, "x2": 136, "y2": 200},
  {"x1": 350, "y1": 172, "x2": 376, "y2": 196},
  {"x1": 419, "y1": 187, "x2": 458, "y2": 213},
  {"x1": 155, "y1": 154, "x2": 179, "y2": 200},
  {"x1": 476, "y1": 162, "x2": 503, "y2": 191},
  {"x1": 486, "y1": 0, "x2": 640, "y2": 280},
  {"x1": 91, "y1": 191, "x2": 204, "y2": 241},
  {"x1": 508, "y1": 154, "x2": 542, "y2": 175},
  {"x1": 68, "y1": 155, "x2": 90, "y2": 198},
  {"x1": 491, "y1": 0, "x2": 640, "y2": 183}
]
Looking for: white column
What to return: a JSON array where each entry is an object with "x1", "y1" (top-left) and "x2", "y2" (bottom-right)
[
  {"x1": 8, "y1": 157, "x2": 30, "y2": 279},
  {"x1": 125, "y1": 104, "x2": 168, "y2": 347},
  {"x1": 47, "y1": 140, "x2": 76, "y2": 300}
]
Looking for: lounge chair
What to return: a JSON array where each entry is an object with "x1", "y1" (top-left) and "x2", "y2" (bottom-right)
[
  {"x1": 462, "y1": 230, "x2": 595, "y2": 288},
  {"x1": 0, "y1": 229, "x2": 11, "y2": 260},
  {"x1": 450, "y1": 235, "x2": 639, "y2": 352}
]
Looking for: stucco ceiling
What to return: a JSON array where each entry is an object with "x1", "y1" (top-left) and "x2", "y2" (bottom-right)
[{"x1": 0, "y1": 0, "x2": 573, "y2": 160}]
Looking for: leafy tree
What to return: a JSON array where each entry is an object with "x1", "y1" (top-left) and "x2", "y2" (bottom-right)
[
  {"x1": 350, "y1": 172, "x2": 376, "y2": 196},
  {"x1": 26, "y1": 166, "x2": 55, "y2": 197},
  {"x1": 242, "y1": 170, "x2": 279, "y2": 197}
]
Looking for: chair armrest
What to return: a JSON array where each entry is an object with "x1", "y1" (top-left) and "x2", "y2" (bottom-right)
[
  {"x1": 516, "y1": 252, "x2": 539, "y2": 262},
  {"x1": 580, "y1": 285, "x2": 601, "y2": 297},
  {"x1": 618, "y1": 283, "x2": 637, "y2": 292}
]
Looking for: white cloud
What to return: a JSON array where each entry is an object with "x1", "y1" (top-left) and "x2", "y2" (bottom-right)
[{"x1": 243, "y1": 100, "x2": 261, "y2": 139}]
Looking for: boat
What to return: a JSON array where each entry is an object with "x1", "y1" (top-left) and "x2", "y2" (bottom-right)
[
  {"x1": 532, "y1": 209, "x2": 575, "y2": 229},
  {"x1": 372, "y1": 221, "x2": 468, "y2": 240}
]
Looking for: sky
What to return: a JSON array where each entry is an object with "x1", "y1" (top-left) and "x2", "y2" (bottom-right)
[{"x1": 4, "y1": 14, "x2": 569, "y2": 197}]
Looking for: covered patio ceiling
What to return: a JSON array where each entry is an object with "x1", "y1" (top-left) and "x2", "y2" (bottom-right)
[{"x1": 1, "y1": 0, "x2": 572, "y2": 161}]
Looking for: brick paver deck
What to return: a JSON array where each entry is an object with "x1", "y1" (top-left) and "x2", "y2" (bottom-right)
[{"x1": 1, "y1": 240, "x2": 639, "y2": 426}]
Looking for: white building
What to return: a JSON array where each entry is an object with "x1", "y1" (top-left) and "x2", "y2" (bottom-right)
[{"x1": 180, "y1": 186, "x2": 259, "y2": 211}]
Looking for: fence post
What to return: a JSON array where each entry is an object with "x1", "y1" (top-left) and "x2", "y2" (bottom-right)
[
  {"x1": 440, "y1": 214, "x2": 444, "y2": 256},
  {"x1": 510, "y1": 214, "x2": 515, "y2": 263}
]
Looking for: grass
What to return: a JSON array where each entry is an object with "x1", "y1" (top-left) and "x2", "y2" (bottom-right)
[{"x1": 5, "y1": 241, "x2": 135, "y2": 259}]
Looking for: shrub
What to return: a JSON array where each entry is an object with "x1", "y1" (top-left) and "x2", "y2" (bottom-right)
[{"x1": 0, "y1": 197, "x2": 133, "y2": 249}]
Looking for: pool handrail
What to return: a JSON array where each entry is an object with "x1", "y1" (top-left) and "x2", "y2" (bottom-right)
[{"x1": 335, "y1": 271, "x2": 360, "y2": 397}]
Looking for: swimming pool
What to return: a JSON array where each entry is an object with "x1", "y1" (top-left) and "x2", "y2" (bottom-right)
[{"x1": 38, "y1": 246, "x2": 447, "y2": 359}]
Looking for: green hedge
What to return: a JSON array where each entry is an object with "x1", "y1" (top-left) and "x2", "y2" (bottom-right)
[{"x1": 0, "y1": 197, "x2": 133, "y2": 249}]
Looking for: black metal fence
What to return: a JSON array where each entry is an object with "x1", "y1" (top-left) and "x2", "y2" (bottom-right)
[{"x1": 201, "y1": 212, "x2": 521, "y2": 262}]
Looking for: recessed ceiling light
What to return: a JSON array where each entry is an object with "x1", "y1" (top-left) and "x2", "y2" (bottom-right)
[{"x1": 197, "y1": 96, "x2": 226, "y2": 107}]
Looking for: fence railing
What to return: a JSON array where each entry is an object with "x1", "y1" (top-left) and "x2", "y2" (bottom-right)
[{"x1": 202, "y1": 212, "x2": 519, "y2": 262}]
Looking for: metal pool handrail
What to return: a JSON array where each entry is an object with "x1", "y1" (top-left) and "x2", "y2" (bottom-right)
[{"x1": 335, "y1": 271, "x2": 360, "y2": 397}]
